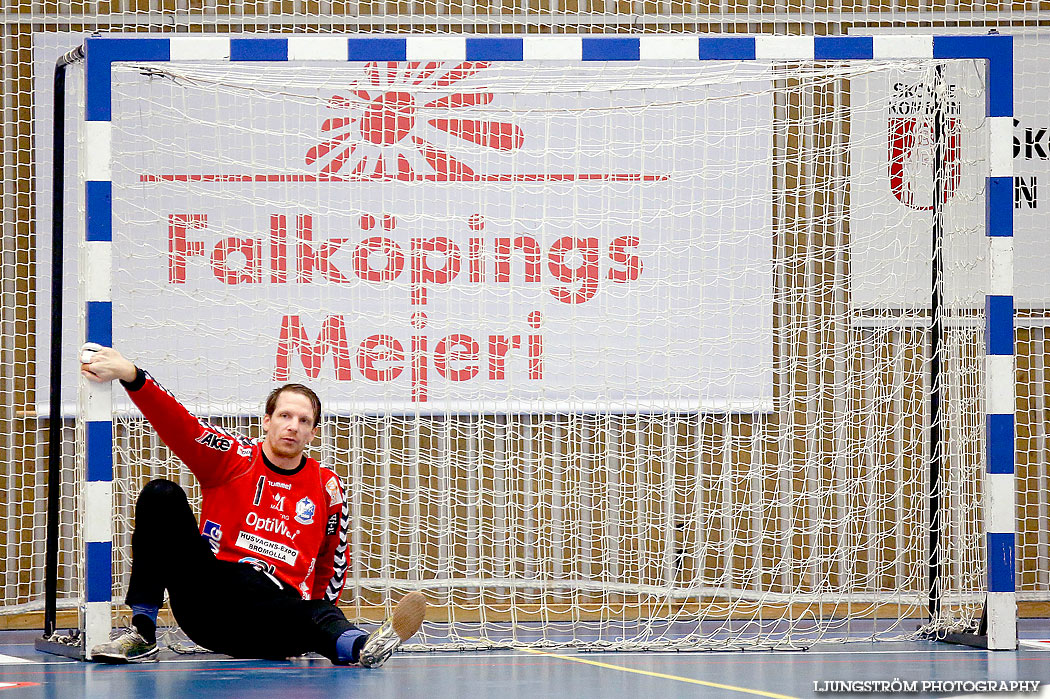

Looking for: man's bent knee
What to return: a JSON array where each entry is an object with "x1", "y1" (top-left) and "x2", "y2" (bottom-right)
[
  {"x1": 134, "y1": 479, "x2": 194, "y2": 526},
  {"x1": 138, "y1": 478, "x2": 186, "y2": 504}
]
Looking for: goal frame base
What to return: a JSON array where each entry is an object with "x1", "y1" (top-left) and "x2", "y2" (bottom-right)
[
  {"x1": 939, "y1": 632, "x2": 990, "y2": 650},
  {"x1": 930, "y1": 599, "x2": 990, "y2": 649},
  {"x1": 34, "y1": 633, "x2": 86, "y2": 660}
]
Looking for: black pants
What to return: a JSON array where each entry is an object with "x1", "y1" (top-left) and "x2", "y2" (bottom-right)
[{"x1": 124, "y1": 478, "x2": 360, "y2": 662}]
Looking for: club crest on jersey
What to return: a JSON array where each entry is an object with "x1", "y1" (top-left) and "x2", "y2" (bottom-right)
[
  {"x1": 196, "y1": 431, "x2": 232, "y2": 452},
  {"x1": 295, "y1": 496, "x2": 315, "y2": 525}
]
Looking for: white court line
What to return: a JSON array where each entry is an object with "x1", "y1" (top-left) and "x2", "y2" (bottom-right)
[
  {"x1": 153, "y1": 656, "x2": 271, "y2": 664},
  {"x1": 9, "y1": 644, "x2": 1000, "y2": 666},
  {"x1": 1020, "y1": 640, "x2": 1050, "y2": 651},
  {"x1": 398, "y1": 647, "x2": 990, "y2": 658},
  {"x1": 0, "y1": 653, "x2": 32, "y2": 664}
]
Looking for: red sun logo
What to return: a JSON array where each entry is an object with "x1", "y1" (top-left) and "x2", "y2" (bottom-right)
[{"x1": 306, "y1": 61, "x2": 524, "y2": 180}]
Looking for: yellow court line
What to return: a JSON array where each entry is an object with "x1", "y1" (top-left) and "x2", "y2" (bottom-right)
[{"x1": 516, "y1": 646, "x2": 799, "y2": 699}]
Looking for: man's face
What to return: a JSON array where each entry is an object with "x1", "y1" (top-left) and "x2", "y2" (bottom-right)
[{"x1": 262, "y1": 391, "x2": 319, "y2": 461}]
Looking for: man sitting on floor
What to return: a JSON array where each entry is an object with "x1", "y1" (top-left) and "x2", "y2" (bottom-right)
[{"x1": 80, "y1": 343, "x2": 425, "y2": 666}]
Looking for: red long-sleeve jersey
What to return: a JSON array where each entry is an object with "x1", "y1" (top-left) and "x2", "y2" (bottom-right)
[{"x1": 123, "y1": 369, "x2": 349, "y2": 603}]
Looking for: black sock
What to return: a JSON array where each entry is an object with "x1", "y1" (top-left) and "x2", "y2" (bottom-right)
[{"x1": 132, "y1": 614, "x2": 157, "y2": 645}]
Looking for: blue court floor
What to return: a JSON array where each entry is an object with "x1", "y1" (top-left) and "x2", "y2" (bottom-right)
[{"x1": 1, "y1": 622, "x2": 1049, "y2": 698}]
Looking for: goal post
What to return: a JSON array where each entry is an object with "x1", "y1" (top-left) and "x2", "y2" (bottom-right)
[{"x1": 49, "y1": 33, "x2": 1015, "y2": 656}]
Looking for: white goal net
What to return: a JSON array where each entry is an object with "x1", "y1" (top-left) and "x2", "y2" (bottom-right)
[{"x1": 69, "y1": 52, "x2": 991, "y2": 650}]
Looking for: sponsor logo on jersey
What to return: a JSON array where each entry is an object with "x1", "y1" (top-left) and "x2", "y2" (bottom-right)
[
  {"x1": 271, "y1": 493, "x2": 286, "y2": 512},
  {"x1": 326, "y1": 513, "x2": 339, "y2": 536},
  {"x1": 245, "y1": 511, "x2": 299, "y2": 540},
  {"x1": 202, "y1": 519, "x2": 222, "y2": 555},
  {"x1": 237, "y1": 444, "x2": 253, "y2": 458},
  {"x1": 270, "y1": 481, "x2": 292, "y2": 490},
  {"x1": 325, "y1": 476, "x2": 343, "y2": 505},
  {"x1": 196, "y1": 432, "x2": 232, "y2": 452},
  {"x1": 295, "y1": 496, "x2": 315, "y2": 525},
  {"x1": 235, "y1": 531, "x2": 299, "y2": 566}
]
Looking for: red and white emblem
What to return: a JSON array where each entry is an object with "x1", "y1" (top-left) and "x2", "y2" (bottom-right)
[{"x1": 306, "y1": 61, "x2": 524, "y2": 180}]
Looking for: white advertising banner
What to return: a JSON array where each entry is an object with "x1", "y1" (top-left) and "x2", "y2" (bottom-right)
[
  {"x1": 34, "y1": 32, "x2": 88, "y2": 417},
  {"x1": 849, "y1": 30, "x2": 1050, "y2": 310},
  {"x1": 848, "y1": 59, "x2": 988, "y2": 309},
  {"x1": 1008, "y1": 33, "x2": 1050, "y2": 308},
  {"x1": 40, "y1": 40, "x2": 776, "y2": 414}
]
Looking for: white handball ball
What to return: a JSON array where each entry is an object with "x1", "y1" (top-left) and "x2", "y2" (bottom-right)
[{"x1": 80, "y1": 342, "x2": 104, "y2": 365}]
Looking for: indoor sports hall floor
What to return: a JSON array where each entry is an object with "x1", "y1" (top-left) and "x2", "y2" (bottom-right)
[{"x1": 1, "y1": 621, "x2": 1049, "y2": 698}]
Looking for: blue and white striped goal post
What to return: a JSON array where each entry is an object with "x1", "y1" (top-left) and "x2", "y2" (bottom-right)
[{"x1": 78, "y1": 33, "x2": 1016, "y2": 656}]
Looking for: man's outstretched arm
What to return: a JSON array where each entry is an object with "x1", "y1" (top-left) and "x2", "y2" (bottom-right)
[{"x1": 79, "y1": 343, "x2": 250, "y2": 486}]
